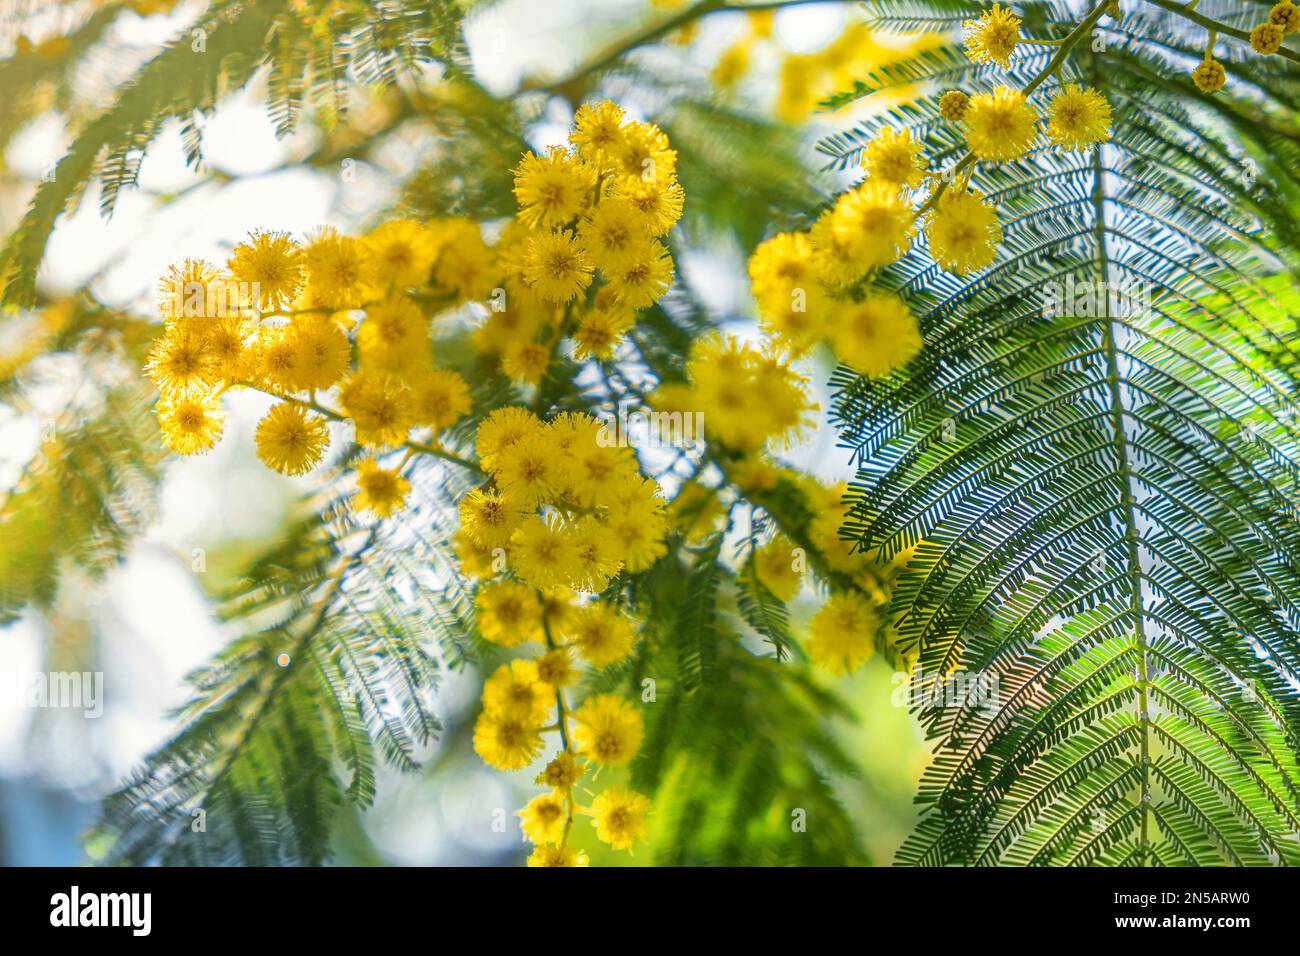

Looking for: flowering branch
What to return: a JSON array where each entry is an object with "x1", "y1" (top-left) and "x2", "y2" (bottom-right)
[
  {"x1": 917, "y1": 0, "x2": 1114, "y2": 218},
  {"x1": 242, "y1": 383, "x2": 484, "y2": 475},
  {"x1": 1142, "y1": 0, "x2": 1300, "y2": 66}
]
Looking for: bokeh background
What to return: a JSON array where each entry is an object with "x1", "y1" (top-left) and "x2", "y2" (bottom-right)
[{"x1": 0, "y1": 0, "x2": 932, "y2": 866}]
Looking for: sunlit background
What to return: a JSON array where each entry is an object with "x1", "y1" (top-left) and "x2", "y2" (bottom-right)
[{"x1": 0, "y1": 0, "x2": 932, "y2": 865}]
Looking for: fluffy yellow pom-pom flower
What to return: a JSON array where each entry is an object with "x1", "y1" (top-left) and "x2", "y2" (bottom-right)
[
  {"x1": 748, "y1": 231, "x2": 815, "y2": 298},
  {"x1": 1270, "y1": 1, "x2": 1300, "y2": 32},
  {"x1": 863, "y1": 128, "x2": 925, "y2": 189},
  {"x1": 572, "y1": 693, "x2": 643, "y2": 767},
  {"x1": 352, "y1": 457, "x2": 409, "y2": 517},
  {"x1": 535, "y1": 648, "x2": 579, "y2": 689},
  {"x1": 567, "y1": 519, "x2": 626, "y2": 592},
  {"x1": 431, "y1": 218, "x2": 496, "y2": 303},
  {"x1": 474, "y1": 579, "x2": 542, "y2": 646},
  {"x1": 749, "y1": 231, "x2": 831, "y2": 353},
  {"x1": 926, "y1": 188, "x2": 1002, "y2": 275},
  {"x1": 459, "y1": 488, "x2": 526, "y2": 549},
  {"x1": 513, "y1": 146, "x2": 596, "y2": 229},
  {"x1": 602, "y1": 476, "x2": 670, "y2": 572},
  {"x1": 202, "y1": 317, "x2": 251, "y2": 381},
  {"x1": 827, "y1": 179, "x2": 916, "y2": 273},
  {"x1": 363, "y1": 219, "x2": 436, "y2": 291},
  {"x1": 578, "y1": 197, "x2": 646, "y2": 273},
  {"x1": 566, "y1": 602, "x2": 638, "y2": 668},
  {"x1": 687, "y1": 336, "x2": 819, "y2": 452},
  {"x1": 754, "y1": 535, "x2": 802, "y2": 601},
  {"x1": 572, "y1": 308, "x2": 634, "y2": 360},
  {"x1": 609, "y1": 176, "x2": 686, "y2": 237},
  {"x1": 807, "y1": 591, "x2": 879, "y2": 676},
  {"x1": 570, "y1": 100, "x2": 627, "y2": 160},
  {"x1": 517, "y1": 792, "x2": 567, "y2": 846},
  {"x1": 474, "y1": 710, "x2": 543, "y2": 771},
  {"x1": 481, "y1": 659, "x2": 552, "y2": 726},
  {"x1": 607, "y1": 119, "x2": 678, "y2": 184},
  {"x1": 862, "y1": 126, "x2": 926, "y2": 188},
  {"x1": 501, "y1": 341, "x2": 551, "y2": 385},
  {"x1": 248, "y1": 325, "x2": 297, "y2": 390},
  {"x1": 476, "y1": 406, "x2": 542, "y2": 472},
  {"x1": 523, "y1": 230, "x2": 594, "y2": 304},
  {"x1": 535, "y1": 750, "x2": 584, "y2": 790},
  {"x1": 157, "y1": 393, "x2": 224, "y2": 455},
  {"x1": 605, "y1": 238, "x2": 675, "y2": 309},
  {"x1": 1251, "y1": 21, "x2": 1285, "y2": 54},
  {"x1": 939, "y1": 90, "x2": 970, "y2": 121},
  {"x1": 963, "y1": 3, "x2": 1021, "y2": 67},
  {"x1": 963, "y1": 85, "x2": 1037, "y2": 161},
  {"x1": 526, "y1": 844, "x2": 588, "y2": 867},
  {"x1": 283, "y1": 316, "x2": 351, "y2": 391},
  {"x1": 339, "y1": 372, "x2": 416, "y2": 449},
  {"x1": 227, "y1": 230, "x2": 303, "y2": 311},
  {"x1": 588, "y1": 787, "x2": 651, "y2": 851},
  {"x1": 828, "y1": 294, "x2": 922, "y2": 378},
  {"x1": 145, "y1": 328, "x2": 218, "y2": 398},
  {"x1": 356, "y1": 297, "x2": 430, "y2": 378},
  {"x1": 157, "y1": 258, "x2": 224, "y2": 324},
  {"x1": 254, "y1": 403, "x2": 329, "y2": 476},
  {"x1": 494, "y1": 430, "x2": 562, "y2": 509},
  {"x1": 412, "y1": 369, "x2": 471, "y2": 430},
  {"x1": 1046, "y1": 84, "x2": 1112, "y2": 150},
  {"x1": 303, "y1": 228, "x2": 374, "y2": 308},
  {"x1": 509, "y1": 515, "x2": 583, "y2": 590},
  {"x1": 1192, "y1": 57, "x2": 1226, "y2": 92}
]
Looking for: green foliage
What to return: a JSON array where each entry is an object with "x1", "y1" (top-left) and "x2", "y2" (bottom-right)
[
  {"x1": 663, "y1": 98, "x2": 825, "y2": 248},
  {"x1": 0, "y1": 383, "x2": 167, "y2": 623},
  {"x1": 1, "y1": 0, "x2": 465, "y2": 308},
  {"x1": 626, "y1": 546, "x2": 869, "y2": 866},
  {"x1": 93, "y1": 460, "x2": 480, "y2": 865},
  {"x1": 0, "y1": 0, "x2": 1014, "y2": 869},
  {"x1": 829, "y1": 0, "x2": 1300, "y2": 865},
  {"x1": 0, "y1": 6, "x2": 119, "y2": 157}
]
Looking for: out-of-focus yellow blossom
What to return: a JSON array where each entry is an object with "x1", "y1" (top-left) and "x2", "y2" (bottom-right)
[
  {"x1": 588, "y1": 787, "x2": 652, "y2": 850},
  {"x1": 807, "y1": 591, "x2": 878, "y2": 676},
  {"x1": 352, "y1": 458, "x2": 409, "y2": 518}
]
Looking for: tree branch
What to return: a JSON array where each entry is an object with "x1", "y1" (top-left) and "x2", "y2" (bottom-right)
[
  {"x1": 1141, "y1": 0, "x2": 1300, "y2": 66},
  {"x1": 519, "y1": 0, "x2": 855, "y2": 94}
]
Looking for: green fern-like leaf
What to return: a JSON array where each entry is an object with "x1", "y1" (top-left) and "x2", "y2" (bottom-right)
[
  {"x1": 93, "y1": 458, "x2": 479, "y2": 865},
  {"x1": 827, "y1": 0, "x2": 1300, "y2": 866},
  {"x1": 1, "y1": 0, "x2": 464, "y2": 308},
  {"x1": 0, "y1": 383, "x2": 167, "y2": 623}
]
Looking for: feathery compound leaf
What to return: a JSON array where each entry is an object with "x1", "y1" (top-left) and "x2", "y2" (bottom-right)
[
  {"x1": 0, "y1": 384, "x2": 167, "y2": 623},
  {"x1": 1, "y1": 0, "x2": 463, "y2": 308},
  {"x1": 828, "y1": 2, "x2": 1300, "y2": 866},
  {"x1": 94, "y1": 458, "x2": 479, "y2": 865}
]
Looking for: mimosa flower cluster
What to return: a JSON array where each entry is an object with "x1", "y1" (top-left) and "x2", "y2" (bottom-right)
[
  {"x1": 746, "y1": 3, "x2": 1118, "y2": 380},
  {"x1": 143, "y1": 215, "x2": 495, "y2": 519},
  {"x1": 469, "y1": 570, "x2": 654, "y2": 865},
  {"x1": 495, "y1": 99, "x2": 683, "y2": 374},
  {"x1": 142, "y1": 101, "x2": 686, "y2": 506},
  {"x1": 459, "y1": 407, "x2": 669, "y2": 591},
  {"x1": 138, "y1": 97, "x2": 913, "y2": 866}
]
